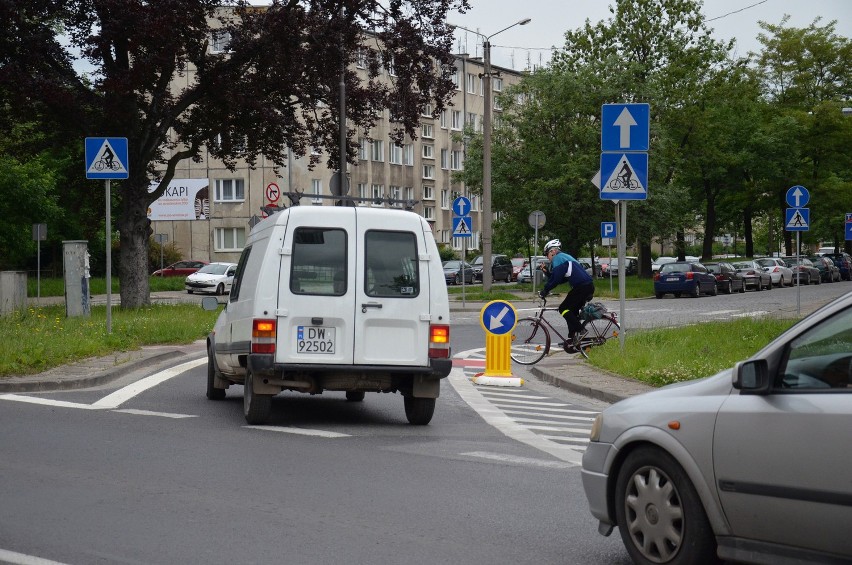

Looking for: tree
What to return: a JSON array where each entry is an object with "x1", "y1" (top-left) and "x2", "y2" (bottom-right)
[{"x1": 1, "y1": 0, "x2": 468, "y2": 307}]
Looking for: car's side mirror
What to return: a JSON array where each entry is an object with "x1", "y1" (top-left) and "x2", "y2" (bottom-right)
[{"x1": 733, "y1": 359, "x2": 771, "y2": 395}]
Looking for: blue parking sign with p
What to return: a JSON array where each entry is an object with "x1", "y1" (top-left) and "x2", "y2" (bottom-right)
[{"x1": 601, "y1": 222, "x2": 617, "y2": 239}]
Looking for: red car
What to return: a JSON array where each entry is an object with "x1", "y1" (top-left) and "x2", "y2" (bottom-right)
[{"x1": 151, "y1": 260, "x2": 208, "y2": 277}]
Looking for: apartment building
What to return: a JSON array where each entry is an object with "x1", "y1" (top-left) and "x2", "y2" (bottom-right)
[{"x1": 148, "y1": 27, "x2": 525, "y2": 265}]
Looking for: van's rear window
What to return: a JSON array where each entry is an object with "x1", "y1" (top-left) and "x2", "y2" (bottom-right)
[
  {"x1": 290, "y1": 227, "x2": 347, "y2": 296},
  {"x1": 365, "y1": 230, "x2": 419, "y2": 298}
]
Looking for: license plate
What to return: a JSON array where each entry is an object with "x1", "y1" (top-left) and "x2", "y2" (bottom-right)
[
  {"x1": 666, "y1": 277, "x2": 679, "y2": 282},
  {"x1": 296, "y1": 326, "x2": 335, "y2": 354}
]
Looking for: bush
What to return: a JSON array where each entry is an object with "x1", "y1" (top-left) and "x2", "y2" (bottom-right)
[{"x1": 148, "y1": 241, "x2": 184, "y2": 273}]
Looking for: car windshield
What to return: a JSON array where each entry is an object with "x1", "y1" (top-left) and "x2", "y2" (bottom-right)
[
  {"x1": 756, "y1": 259, "x2": 776, "y2": 267},
  {"x1": 733, "y1": 262, "x2": 753, "y2": 270},
  {"x1": 198, "y1": 263, "x2": 230, "y2": 275},
  {"x1": 705, "y1": 264, "x2": 722, "y2": 273},
  {"x1": 443, "y1": 261, "x2": 463, "y2": 269},
  {"x1": 660, "y1": 263, "x2": 689, "y2": 274},
  {"x1": 511, "y1": 258, "x2": 525, "y2": 267}
]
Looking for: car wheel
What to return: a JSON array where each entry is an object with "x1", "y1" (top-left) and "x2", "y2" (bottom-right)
[
  {"x1": 345, "y1": 390, "x2": 365, "y2": 402},
  {"x1": 724, "y1": 281, "x2": 732, "y2": 294},
  {"x1": 454, "y1": 273, "x2": 461, "y2": 285},
  {"x1": 710, "y1": 283, "x2": 718, "y2": 297},
  {"x1": 404, "y1": 395, "x2": 435, "y2": 425},
  {"x1": 739, "y1": 283, "x2": 745, "y2": 293},
  {"x1": 815, "y1": 275, "x2": 821, "y2": 285},
  {"x1": 615, "y1": 447, "x2": 720, "y2": 565},
  {"x1": 187, "y1": 290, "x2": 194, "y2": 294},
  {"x1": 506, "y1": 271, "x2": 512, "y2": 283},
  {"x1": 655, "y1": 292, "x2": 663, "y2": 299},
  {"x1": 673, "y1": 292, "x2": 681, "y2": 298},
  {"x1": 243, "y1": 369, "x2": 272, "y2": 425},
  {"x1": 215, "y1": 283, "x2": 225, "y2": 295},
  {"x1": 206, "y1": 345, "x2": 226, "y2": 401}
]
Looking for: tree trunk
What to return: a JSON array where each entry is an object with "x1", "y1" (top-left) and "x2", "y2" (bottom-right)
[
  {"x1": 702, "y1": 182, "x2": 716, "y2": 261},
  {"x1": 638, "y1": 239, "x2": 652, "y2": 278},
  {"x1": 676, "y1": 230, "x2": 686, "y2": 260},
  {"x1": 743, "y1": 206, "x2": 753, "y2": 257},
  {"x1": 117, "y1": 178, "x2": 152, "y2": 309}
]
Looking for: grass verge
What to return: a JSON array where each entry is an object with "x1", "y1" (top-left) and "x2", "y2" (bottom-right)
[
  {"x1": 0, "y1": 303, "x2": 219, "y2": 377},
  {"x1": 585, "y1": 316, "x2": 797, "y2": 387}
]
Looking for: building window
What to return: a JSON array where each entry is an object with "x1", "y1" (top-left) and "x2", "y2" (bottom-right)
[
  {"x1": 466, "y1": 112, "x2": 477, "y2": 130},
  {"x1": 423, "y1": 206, "x2": 435, "y2": 220},
  {"x1": 439, "y1": 110, "x2": 448, "y2": 129},
  {"x1": 451, "y1": 68, "x2": 460, "y2": 90},
  {"x1": 403, "y1": 144, "x2": 414, "y2": 166},
  {"x1": 493, "y1": 77, "x2": 503, "y2": 92},
  {"x1": 356, "y1": 47, "x2": 368, "y2": 69},
  {"x1": 390, "y1": 143, "x2": 403, "y2": 164},
  {"x1": 422, "y1": 123, "x2": 434, "y2": 139},
  {"x1": 389, "y1": 185, "x2": 401, "y2": 207},
  {"x1": 211, "y1": 31, "x2": 231, "y2": 53},
  {"x1": 421, "y1": 103, "x2": 434, "y2": 117},
  {"x1": 371, "y1": 183, "x2": 384, "y2": 205},
  {"x1": 359, "y1": 138, "x2": 368, "y2": 160},
  {"x1": 384, "y1": 52, "x2": 396, "y2": 76},
  {"x1": 441, "y1": 148, "x2": 449, "y2": 169},
  {"x1": 403, "y1": 187, "x2": 414, "y2": 202},
  {"x1": 423, "y1": 185, "x2": 434, "y2": 200},
  {"x1": 422, "y1": 144, "x2": 434, "y2": 159},
  {"x1": 311, "y1": 179, "x2": 322, "y2": 204},
  {"x1": 451, "y1": 150, "x2": 463, "y2": 170},
  {"x1": 356, "y1": 183, "x2": 368, "y2": 206},
  {"x1": 422, "y1": 165, "x2": 434, "y2": 180},
  {"x1": 371, "y1": 139, "x2": 384, "y2": 162},
  {"x1": 441, "y1": 189, "x2": 449, "y2": 209},
  {"x1": 467, "y1": 73, "x2": 476, "y2": 94},
  {"x1": 441, "y1": 229, "x2": 449, "y2": 243},
  {"x1": 451, "y1": 110, "x2": 462, "y2": 130},
  {"x1": 215, "y1": 178, "x2": 245, "y2": 202},
  {"x1": 215, "y1": 227, "x2": 245, "y2": 251}
]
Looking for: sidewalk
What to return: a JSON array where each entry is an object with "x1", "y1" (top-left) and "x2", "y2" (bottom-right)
[{"x1": 1, "y1": 292, "x2": 651, "y2": 402}]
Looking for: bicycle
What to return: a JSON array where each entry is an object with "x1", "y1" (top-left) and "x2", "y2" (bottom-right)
[{"x1": 510, "y1": 297, "x2": 620, "y2": 364}]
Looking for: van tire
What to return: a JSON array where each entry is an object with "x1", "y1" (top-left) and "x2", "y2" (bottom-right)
[
  {"x1": 346, "y1": 391, "x2": 365, "y2": 402},
  {"x1": 244, "y1": 370, "x2": 272, "y2": 425},
  {"x1": 206, "y1": 347, "x2": 226, "y2": 400},
  {"x1": 404, "y1": 396, "x2": 435, "y2": 425}
]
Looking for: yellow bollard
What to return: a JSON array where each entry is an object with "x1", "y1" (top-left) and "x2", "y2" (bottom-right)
[{"x1": 472, "y1": 300, "x2": 524, "y2": 387}]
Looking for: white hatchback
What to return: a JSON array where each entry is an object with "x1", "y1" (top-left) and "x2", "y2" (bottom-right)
[
  {"x1": 185, "y1": 262, "x2": 237, "y2": 295},
  {"x1": 581, "y1": 292, "x2": 852, "y2": 564}
]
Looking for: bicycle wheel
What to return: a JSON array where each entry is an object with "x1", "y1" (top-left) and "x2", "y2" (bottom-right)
[
  {"x1": 576, "y1": 315, "x2": 621, "y2": 359},
  {"x1": 510, "y1": 317, "x2": 550, "y2": 365}
]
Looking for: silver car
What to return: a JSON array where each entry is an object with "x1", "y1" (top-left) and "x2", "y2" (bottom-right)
[
  {"x1": 755, "y1": 257, "x2": 793, "y2": 287},
  {"x1": 581, "y1": 292, "x2": 852, "y2": 564}
]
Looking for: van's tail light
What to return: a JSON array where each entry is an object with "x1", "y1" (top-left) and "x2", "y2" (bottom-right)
[
  {"x1": 429, "y1": 324, "x2": 450, "y2": 359},
  {"x1": 252, "y1": 319, "x2": 276, "y2": 354}
]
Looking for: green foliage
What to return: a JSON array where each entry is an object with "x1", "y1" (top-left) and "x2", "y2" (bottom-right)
[
  {"x1": 437, "y1": 244, "x2": 458, "y2": 262},
  {"x1": 0, "y1": 304, "x2": 219, "y2": 376},
  {"x1": 148, "y1": 241, "x2": 186, "y2": 273},
  {"x1": 588, "y1": 317, "x2": 797, "y2": 386}
]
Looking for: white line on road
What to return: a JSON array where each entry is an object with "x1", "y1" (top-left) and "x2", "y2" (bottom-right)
[
  {"x1": 0, "y1": 395, "x2": 97, "y2": 409},
  {"x1": 477, "y1": 390, "x2": 551, "y2": 400},
  {"x1": 0, "y1": 548, "x2": 70, "y2": 565},
  {"x1": 699, "y1": 310, "x2": 739, "y2": 316},
  {"x1": 92, "y1": 357, "x2": 206, "y2": 409},
  {"x1": 112, "y1": 409, "x2": 197, "y2": 419},
  {"x1": 732, "y1": 311, "x2": 770, "y2": 318},
  {"x1": 246, "y1": 425, "x2": 350, "y2": 438},
  {"x1": 502, "y1": 409, "x2": 596, "y2": 422},
  {"x1": 461, "y1": 451, "x2": 575, "y2": 469},
  {"x1": 473, "y1": 397, "x2": 570, "y2": 407}
]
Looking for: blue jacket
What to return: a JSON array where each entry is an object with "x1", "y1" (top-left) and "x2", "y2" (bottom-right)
[{"x1": 542, "y1": 252, "x2": 593, "y2": 295}]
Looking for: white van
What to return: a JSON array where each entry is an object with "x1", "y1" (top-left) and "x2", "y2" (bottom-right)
[{"x1": 202, "y1": 205, "x2": 451, "y2": 426}]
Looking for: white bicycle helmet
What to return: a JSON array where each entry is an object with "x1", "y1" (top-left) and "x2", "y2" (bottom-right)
[{"x1": 544, "y1": 239, "x2": 561, "y2": 253}]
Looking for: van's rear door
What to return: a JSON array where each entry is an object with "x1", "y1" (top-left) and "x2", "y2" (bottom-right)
[
  {"x1": 354, "y1": 209, "x2": 431, "y2": 367},
  {"x1": 276, "y1": 209, "x2": 357, "y2": 364}
]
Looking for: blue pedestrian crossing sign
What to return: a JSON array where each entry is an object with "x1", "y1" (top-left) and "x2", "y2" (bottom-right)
[
  {"x1": 785, "y1": 208, "x2": 809, "y2": 231},
  {"x1": 452, "y1": 216, "x2": 472, "y2": 238},
  {"x1": 600, "y1": 153, "x2": 648, "y2": 200},
  {"x1": 602, "y1": 103, "x2": 650, "y2": 152},
  {"x1": 85, "y1": 137, "x2": 129, "y2": 179}
]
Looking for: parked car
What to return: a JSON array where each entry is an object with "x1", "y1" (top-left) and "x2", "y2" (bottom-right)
[
  {"x1": 781, "y1": 256, "x2": 821, "y2": 285},
  {"x1": 579, "y1": 257, "x2": 604, "y2": 278},
  {"x1": 151, "y1": 260, "x2": 208, "y2": 277},
  {"x1": 754, "y1": 257, "x2": 793, "y2": 287},
  {"x1": 651, "y1": 256, "x2": 677, "y2": 273},
  {"x1": 185, "y1": 262, "x2": 237, "y2": 295},
  {"x1": 581, "y1": 291, "x2": 852, "y2": 564},
  {"x1": 606, "y1": 256, "x2": 638, "y2": 276},
  {"x1": 442, "y1": 260, "x2": 475, "y2": 285},
  {"x1": 516, "y1": 256, "x2": 547, "y2": 284},
  {"x1": 808, "y1": 255, "x2": 841, "y2": 283},
  {"x1": 653, "y1": 261, "x2": 717, "y2": 298},
  {"x1": 470, "y1": 254, "x2": 514, "y2": 283},
  {"x1": 816, "y1": 245, "x2": 836, "y2": 255},
  {"x1": 704, "y1": 261, "x2": 746, "y2": 294},
  {"x1": 510, "y1": 257, "x2": 526, "y2": 281},
  {"x1": 732, "y1": 260, "x2": 772, "y2": 291},
  {"x1": 823, "y1": 251, "x2": 852, "y2": 281}
]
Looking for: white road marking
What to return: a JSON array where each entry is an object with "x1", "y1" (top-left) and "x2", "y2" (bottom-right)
[
  {"x1": 246, "y1": 426, "x2": 350, "y2": 438},
  {"x1": 732, "y1": 311, "x2": 770, "y2": 318},
  {"x1": 461, "y1": 451, "x2": 574, "y2": 469},
  {"x1": 503, "y1": 409, "x2": 596, "y2": 422},
  {"x1": 448, "y1": 364, "x2": 582, "y2": 466},
  {"x1": 699, "y1": 309, "x2": 739, "y2": 316},
  {"x1": 477, "y1": 390, "x2": 551, "y2": 400},
  {"x1": 0, "y1": 395, "x2": 97, "y2": 409},
  {"x1": 0, "y1": 548, "x2": 70, "y2": 565},
  {"x1": 112, "y1": 409, "x2": 197, "y2": 419},
  {"x1": 519, "y1": 423, "x2": 596, "y2": 434},
  {"x1": 539, "y1": 435, "x2": 591, "y2": 444},
  {"x1": 474, "y1": 397, "x2": 570, "y2": 407},
  {"x1": 92, "y1": 357, "x2": 206, "y2": 409}
]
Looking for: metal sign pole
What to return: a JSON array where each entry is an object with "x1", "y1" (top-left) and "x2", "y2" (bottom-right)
[
  {"x1": 106, "y1": 179, "x2": 112, "y2": 334},
  {"x1": 462, "y1": 239, "x2": 466, "y2": 307},
  {"x1": 796, "y1": 231, "x2": 800, "y2": 316},
  {"x1": 618, "y1": 201, "x2": 626, "y2": 350}
]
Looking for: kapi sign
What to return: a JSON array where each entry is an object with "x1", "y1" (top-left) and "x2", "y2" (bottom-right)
[{"x1": 147, "y1": 179, "x2": 210, "y2": 221}]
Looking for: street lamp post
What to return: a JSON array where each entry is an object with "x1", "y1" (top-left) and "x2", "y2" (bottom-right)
[{"x1": 454, "y1": 18, "x2": 530, "y2": 292}]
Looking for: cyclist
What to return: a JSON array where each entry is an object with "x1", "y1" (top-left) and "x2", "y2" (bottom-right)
[{"x1": 538, "y1": 239, "x2": 595, "y2": 353}]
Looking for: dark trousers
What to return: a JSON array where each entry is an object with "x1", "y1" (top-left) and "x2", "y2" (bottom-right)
[{"x1": 559, "y1": 283, "x2": 595, "y2": 337}]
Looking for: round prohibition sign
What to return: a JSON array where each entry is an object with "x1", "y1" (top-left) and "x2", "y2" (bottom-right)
[{"x1": 265, "y1": 182, "x2": 281, "y2": 203}]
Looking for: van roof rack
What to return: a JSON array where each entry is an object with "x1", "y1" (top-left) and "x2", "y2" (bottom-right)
[{"x1": 261, "y1": 191, "x2": 420, "y2": 215}]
